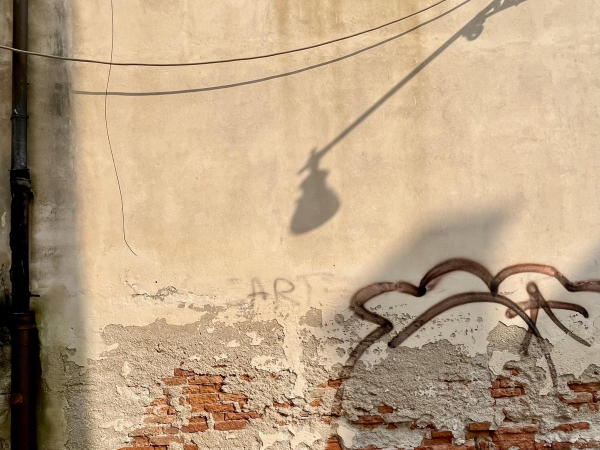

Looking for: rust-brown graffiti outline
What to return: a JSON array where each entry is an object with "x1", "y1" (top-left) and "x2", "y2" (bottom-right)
[
  {"x1": 351, "y1": 259, "x2": 598, "y2": 385},
  {"x1": 329, "y1": 258, "x2": 599, "y2": 429}
]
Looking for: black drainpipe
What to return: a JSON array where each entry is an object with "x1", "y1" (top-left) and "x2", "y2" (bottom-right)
[{"x1": 9, "y1": 0, "x2": 38, "y2": 448}]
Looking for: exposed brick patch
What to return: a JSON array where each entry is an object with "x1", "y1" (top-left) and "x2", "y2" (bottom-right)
[
  {"x1": 325, "y1": 437, "x2": 343, "y2": 450},
  {"x1": 118, "y1": 369, "x2": 261, "y2": 450},
  {"x1": 119, "y1": 369, "x2": 599, "y2": 450},
  {"x1": 561, "y1": 383, "x2": 599, "y2": 411},
  {"x1": 568, "y1": 383, "x2": 600, "y2": 393},
  {"x1": 553, "y1": 423, "x2": 591, "y2": 432},
  {"x1": 350, "y1": 417, "x2": 597, "y2": 450},
  {"x1": 490, "y1": 372, "x2": 525, "y2": 398}
]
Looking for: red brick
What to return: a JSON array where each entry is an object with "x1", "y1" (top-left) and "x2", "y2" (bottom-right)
[
  {"x1": 309, "y1": 399, "x2": 322, "y2": 407},
  {"x1": 495, "y1": 425, "x2": 539, "y2": 434},
  {"x1": 574, "y1": 442, "x2": 600, "y2": 449},
  {"x1": 319, "y1": 379, "x2": 344, "y2": 388},
  {"x1": 143, "y1": 415, "x2": 176, "y2": 424},
  {"x1": 431, "y1": 430, "x2": 453, "y2": 439},
  {"x1": 469, "y1": 422, "x2": 491, "y2": 431},
  {"x1": 326, "y1": 437, "x2": 343, "y2": 450},
  {"x1": 378, "y1": 405, "x2": 394, "y2": 414},
  {"x1": 162, "y1": 426, "x2": 179, "y2": 435},
  {"x1": 466, "y1": 431, "x2": 491, "y2": 439},
  {"x1": 189, "y1": 375, "x2": 224, "y2": 385},
  {"x1": 492, "y1": 432, "x2": 536, "y2": 443},
  {"x1": 149, "y1": 435, "x2": 184, "y2": 445},
  {"x1": 192, "y1": 403, "x2": 235, "y2": 413},
  {"x1": 568, "y1": 383, "x2": 600, "y2": 393},
  {"x1": 553, "y1": 423, "x2": 590, "y2": 432},
  {"x1": 162, "y1": 377, "x2": 188, "y2": 386},
  {"x1": 174, "y1": 368, "x2": 196, "y2": 377},
  {"x1": 203, "y1": 403, "x2": 236, "y2": 413},
  {"x1": 188, "y1": 393, "x2": 219, "y2": 405},
  {"x1": 128, "y1": 426, "x2": 162, "y2": 437},
  {"x1": 224, "y1": 412, "x2": 262, "y2": 420},
  {"x1": 220, "y1": 393, "x2": 248, "y2": 403},
  {"x1": 212, "y1": 412, "x2": 225, "y2": 422},
  {"x1": 214, "y1": 420, "x2": 247, "y2": 431},
  {"x1": 183, "y1": 384, "x2": 222, "y2": 394},
  {"x1": 490, "y1": 387, "x2": 525, "y2": 398},
  {"x1": 132, "y1": 436, "x2": 150, "y2": 446},
  {"x1": 184, "y1": 445, "x2": 199, "y2": 450},
  {"x1": 181, "y1": 417, "x2": 208, "y2": 432},
  {"x1": 150, "y1": 398, "x2": 168, "y2": 406},
  {"x1": 240, "y1": 375, "x2": 254, "y2": 381}
]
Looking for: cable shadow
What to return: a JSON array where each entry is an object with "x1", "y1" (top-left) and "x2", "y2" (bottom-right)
[
  {"x1": 290, "y1": 0, "x2": 528, "y2": 235},
  {"x1": 71, "y1": 0, "x2": 471, "y2": 97}
]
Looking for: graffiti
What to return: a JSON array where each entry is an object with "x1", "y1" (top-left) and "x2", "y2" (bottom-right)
[
  {"x1": 315, "y1": 258, "x2": 599, "y2": 450},
  {"x1": 327, "y1": 258, "x2": 600, "y2": 422}
]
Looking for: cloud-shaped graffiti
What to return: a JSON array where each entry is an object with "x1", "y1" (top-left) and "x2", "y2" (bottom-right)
[{"x1": 346, "y1": 259, "x2": 599, "y2": 387}]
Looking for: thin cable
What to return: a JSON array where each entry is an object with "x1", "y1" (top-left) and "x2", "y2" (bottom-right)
[
  {"x1": 105, "y1": 0, "x2": 137, "y2": 256},
  {"x1": 0, "y1": 0, "x2": 448, "y2": 67}
]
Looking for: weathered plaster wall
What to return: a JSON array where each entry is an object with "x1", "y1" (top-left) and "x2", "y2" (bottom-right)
[{"x1": 0, "y1": 0, "x2": 599, "y2": 448}]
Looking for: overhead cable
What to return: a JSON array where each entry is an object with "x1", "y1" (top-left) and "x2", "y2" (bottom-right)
[{"x1": 0, "y1": 0, "x2": 448, "y2": 67}]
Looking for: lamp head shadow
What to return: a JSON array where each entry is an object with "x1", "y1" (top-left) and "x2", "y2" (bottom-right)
[{"x1": 290, "y1": 148, "x2": 340, "y2": 235}]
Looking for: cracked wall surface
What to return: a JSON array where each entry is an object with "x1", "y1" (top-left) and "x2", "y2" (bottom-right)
[{"x1": 0, "y1": 0, "x2": 599, "y2": 448}]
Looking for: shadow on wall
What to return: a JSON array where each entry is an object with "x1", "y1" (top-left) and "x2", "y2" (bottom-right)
[
  {"x1": 72, "y1": 0, "x2": 527, "y2": 237},
  {"x1": 289, "y1": 0, "x2": 529, "y2": 234},
  {"x1": 290, "y1": 149, "x2": 340, "y2": 234},
  {"x1": 0, "y1": 0, "x2": 84, "y2": 447}
]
